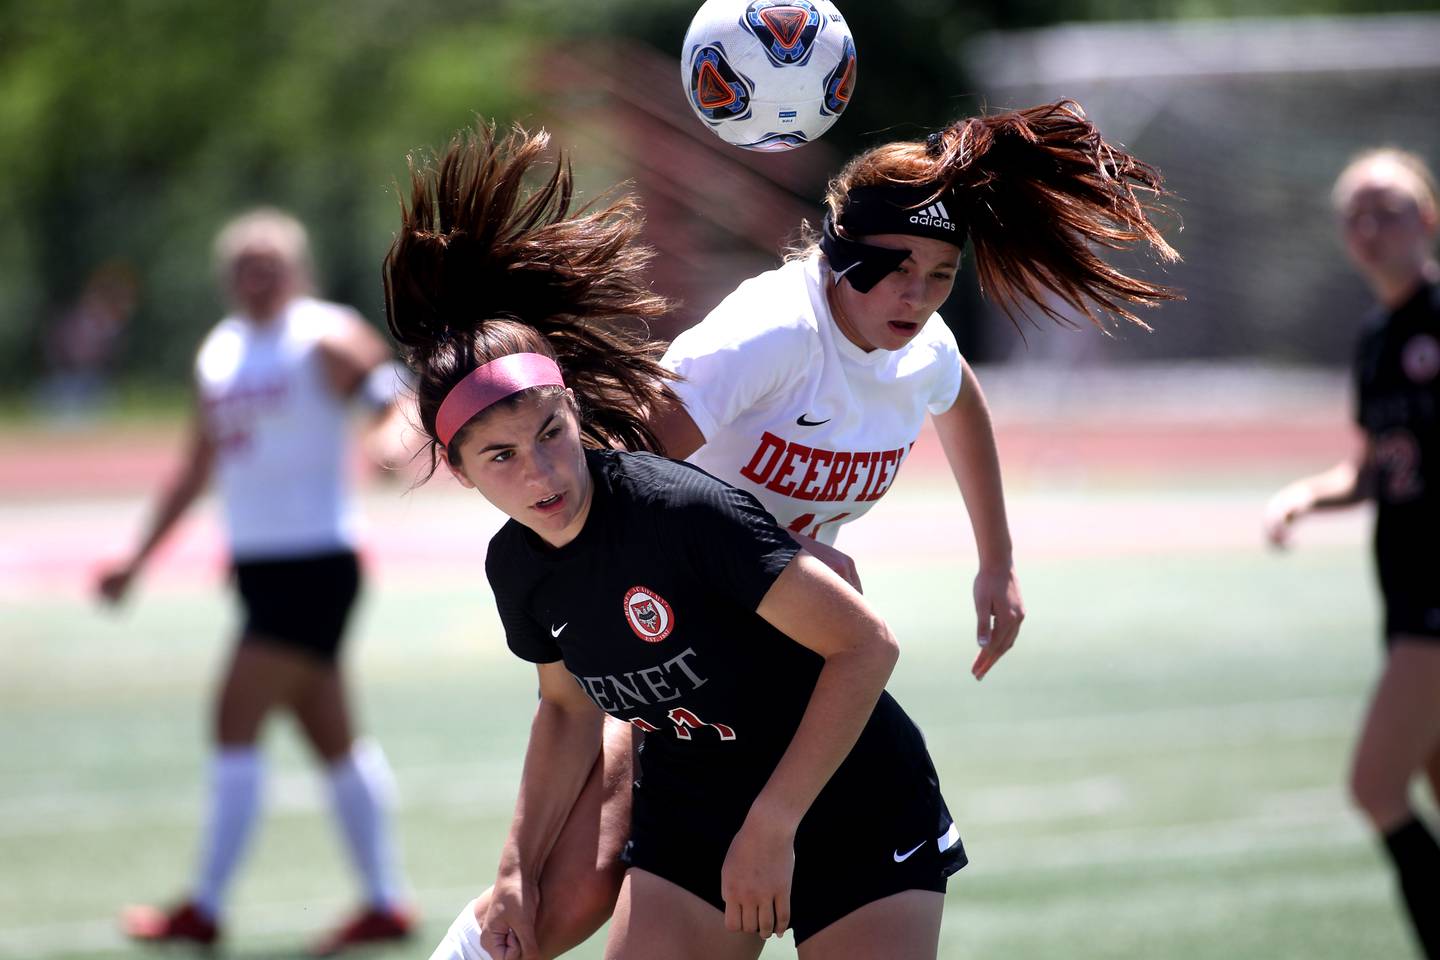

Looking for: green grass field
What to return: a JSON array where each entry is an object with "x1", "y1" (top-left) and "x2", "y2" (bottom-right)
[{"x1": 0, "y1": 473, "x2": 1426, "y2": 959}]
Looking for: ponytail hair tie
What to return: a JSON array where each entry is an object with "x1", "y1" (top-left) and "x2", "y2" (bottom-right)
[{"x1": 925, "y1": 131, "x2": 945, "y2": 157}]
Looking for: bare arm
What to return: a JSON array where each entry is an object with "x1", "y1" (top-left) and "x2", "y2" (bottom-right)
[
  {"x1": 721, "y1": 551, "x2": 899, "y2": 938},
  {"x1": 483, "y1": 661, "x2": 606, "y2": 959},
  {"x1": 318, "y1": 313, "x2": 421, "y2": 473},
  {"x1": 96, "y1": 409, "x2": 215, "y2": 604},
  {"x1": 648, "y1": 388, "x2": 706, "y2": 460},
  {"x1": 931, "y1": 358, "x2": 1025, "y2": 680},
  {"x1": 318, "y1": 311, "x2": 391, "y2": 399},
  {"x1": 1263, "y1": 428, "x2": 1372, "y2": 548},
  {"x1": 361, "y1": 391, "x2": 426, "y2": 476}
]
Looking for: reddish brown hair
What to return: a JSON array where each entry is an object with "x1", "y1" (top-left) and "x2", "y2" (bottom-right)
[{"x1": 827, "y1": 100, "x2": 1180, "y2": 330}]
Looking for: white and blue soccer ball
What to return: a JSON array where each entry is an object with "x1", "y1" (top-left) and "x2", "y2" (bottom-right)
[{"x1": 681, "y1": 0, "x2": 857, "y2": 152}]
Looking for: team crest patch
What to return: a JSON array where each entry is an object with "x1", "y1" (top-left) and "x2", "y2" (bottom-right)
[
  {"x1": 623, "y1": 586, "x2": 675, "y2": 643},
  {"x1": 1401, "y1": 334, "x2": 1440, "y2": 384}
]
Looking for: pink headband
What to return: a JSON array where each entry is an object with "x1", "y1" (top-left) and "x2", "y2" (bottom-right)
[{"x1": 435, "y1": 352, "x2": 566, "y2": 447}]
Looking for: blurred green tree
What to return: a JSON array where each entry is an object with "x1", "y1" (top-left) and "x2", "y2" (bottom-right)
[
  {"x1": 0, "y1": 0, "x2": 544, "y2": 398},
  {"x1": 4, "y1": 0, "x2": 1437, "y2": 398}
]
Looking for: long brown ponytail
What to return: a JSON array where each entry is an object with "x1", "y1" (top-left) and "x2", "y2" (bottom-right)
[
  {"x1": 383, "y1": 124, "x2": 677, "y2": 477},
  {"x1": 829, "y1": 100, "x2": 1180, "y2": 329}
]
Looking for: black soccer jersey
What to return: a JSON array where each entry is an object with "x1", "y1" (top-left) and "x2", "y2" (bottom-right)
[
  {"x1": 489, "y1": 450, "x2": 912, "y2": 777},
  {"x1": 1354, "y1": 280, "x2": 1440, "y2": 628},
  {"x1": 486, "y1": 449, "x2": 966, "y2": 931},
  {"x1": 487, "y1": 450, "x2": 825, "y2": 774}
]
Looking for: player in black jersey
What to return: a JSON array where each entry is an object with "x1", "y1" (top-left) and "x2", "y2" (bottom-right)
[
  {"x1": 1264, "y1": 148, "x2": 1440, "y2": 958},
  {"x1": 387, "y1": 126, "x2": 965, "y2": 960}
]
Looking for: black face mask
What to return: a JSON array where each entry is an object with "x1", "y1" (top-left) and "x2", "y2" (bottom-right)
[
  {"x1": 818, "y1": 214, "x2": 909, "y2": 294},
  {"x1": 819, "y1": 183, "x2": 968, "y2": 294}
]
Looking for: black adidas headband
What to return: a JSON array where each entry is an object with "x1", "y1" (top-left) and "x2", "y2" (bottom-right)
[{"x1": 819, "y1": 183, "x2": 968, "y2": 294}]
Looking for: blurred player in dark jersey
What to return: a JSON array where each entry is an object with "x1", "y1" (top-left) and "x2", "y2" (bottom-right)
[{"x1": 1264, "y1": 149, "x2": 1440, "y2": 958}]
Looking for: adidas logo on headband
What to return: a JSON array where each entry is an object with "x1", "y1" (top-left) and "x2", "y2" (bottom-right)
[
  {"x1": 831, "y1": 183, "x2": 969, "y2": 276},
  {"x1": 909, "y1": 200, "x2": 957, "y2": 232}
]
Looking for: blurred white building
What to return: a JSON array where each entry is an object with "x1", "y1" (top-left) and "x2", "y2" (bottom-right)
[{"x1": 966, "y1": 13, "x2": 1440, "y2": 367}]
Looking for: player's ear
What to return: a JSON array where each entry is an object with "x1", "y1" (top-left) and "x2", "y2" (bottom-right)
[
  {"x1": 1421, "y1": 201, "x2": 1439, "y2": 236},
  {"x1": 440, "y1": 447, "x2": 476, "y2": 489}
]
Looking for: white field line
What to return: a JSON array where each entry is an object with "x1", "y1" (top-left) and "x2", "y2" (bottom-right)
[
  {"x1": 0, "y1": 811, "x2": 1386, "y2": 957},
  {"x1": 0, "y1": 483, "x2": 1369, "y2": 600},
  {"x1": 942, "y1": 871, "x2": 1393, "y2": 942},
  {"x1": 0, "y1": 885, "x2": 483, "y2": 959},
  {"x1": 971, "y1": 803, "x2": 1371, "y2": 878},
  {"x1": 0, "y1": 696, "x2": 1360, "y2": 840},
  {"x1": 0, "y1": 759, "x2": 522, "y2": 839},
  {"x1": 935, "y1": 694, "x2": 1361, "y2": 759}
]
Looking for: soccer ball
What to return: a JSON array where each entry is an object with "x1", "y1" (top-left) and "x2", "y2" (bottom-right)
[{"x1": 681, "y1": 0, "x2": 857, "y2": 152}]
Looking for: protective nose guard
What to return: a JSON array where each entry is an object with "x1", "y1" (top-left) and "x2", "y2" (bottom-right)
[{"x1": 819, "y1": 214, "x2": 910, "y2": 294}]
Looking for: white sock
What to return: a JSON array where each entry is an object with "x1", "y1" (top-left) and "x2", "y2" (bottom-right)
[
  {"x1": 327, "y1": 738, "x2": 403, "y2": 909},
  {"x1": 428, "y1": 900, "x2": 494, "y2": 960},
  {"x1": 192, "y1": 747, "x2": 263, "y2": 919}
]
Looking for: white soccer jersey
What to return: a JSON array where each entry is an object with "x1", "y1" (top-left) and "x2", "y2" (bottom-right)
[
  {"x1": 195, "y1": 297, "x2": 358, "y2": 560},
  {"x1": 662, "y1": 255, "x2": 963, "y2": 545}
]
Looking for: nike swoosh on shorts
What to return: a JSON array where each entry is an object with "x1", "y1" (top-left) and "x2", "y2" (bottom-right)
[{"x1": 893, "y1": 841, "x2": 925, "y2": 863}]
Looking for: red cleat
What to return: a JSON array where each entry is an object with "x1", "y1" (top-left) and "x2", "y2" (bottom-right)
[
  {"x1": 309, "y1": 904, "x2": 414, "y2": 956},
  {"x1": 121, "y1": 901, "x2": 220, "y2": 948}
]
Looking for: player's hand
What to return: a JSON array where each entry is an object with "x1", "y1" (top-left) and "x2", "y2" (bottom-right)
[
  {"x1": 972, "y1": 566, "x2": 1023, "y2": 681},
  {"x1": 721, "y1": 814, "x2": 795, "y2": 939},
  {"x1": 364, "y1": 421, "x2": 425, "y2": 485},
  {"x1": 96, "y1": 563, "x2": 137, "y2": 606},
  {"x1": 789, "y1": 532, "x2": 862, "y2": 593},
  {"x1": 481, "y1": 870, "x2": 539, "y2": 959},
  {"x1": 1262, "y1": 485, "x2": 1312, "y2": 549}
]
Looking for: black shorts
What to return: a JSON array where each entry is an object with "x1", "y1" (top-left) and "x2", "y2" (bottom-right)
[
  {"x1": 1375, "y1": 528, "x2": 1440, "y2": 644},
  {"x1": 1383, "y1": 591, "x2": 1440, "y2": 644},
  {"x1": 232, "y1": 549, "x2": 361, "y2": 662},
  {"x1": 621, "y1": 695, "x2": 966, "y2": 943},
  {"x1": 1378, "y1": 562, "x2": 1440, "y2": 645}
]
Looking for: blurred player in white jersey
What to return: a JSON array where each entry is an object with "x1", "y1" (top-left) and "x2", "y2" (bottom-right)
[{"x1": 97, "y1": 208, "x2": 415, "y2": 955}]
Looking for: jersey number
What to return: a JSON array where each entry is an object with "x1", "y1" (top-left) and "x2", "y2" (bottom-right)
[
  {"x1": 787, "y1": 511, "x2": 852, "y2": 540},
  {"x1": 1374, "y1": 428, "x2": 1424, "y2": 502},
  {"x1": 627, "y1": 707, "x2": 736, "y2": 741}
]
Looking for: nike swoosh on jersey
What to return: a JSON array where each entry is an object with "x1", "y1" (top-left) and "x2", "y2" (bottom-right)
[
  {"x1": 795, "y1": 414, "x2": 831, "y2": 427},
  {"x1": 550, "y1": 623, "x2": 568, "y2": 637},
  {"x1": 893, "y1": 841, "x2": 925, "y2": 863}
]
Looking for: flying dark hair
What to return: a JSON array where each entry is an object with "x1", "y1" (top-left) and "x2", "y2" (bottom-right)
[
  {"x1": 383, "y1": 123, "x2": 676, "y2": 479},
  {"x1": 826, "y1": 99, "x2": 1181, "y2": 330}
]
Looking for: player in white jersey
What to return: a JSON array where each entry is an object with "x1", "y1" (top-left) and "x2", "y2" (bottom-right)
[
  {"x1": 96, "y1": 209, "x2": 415, "y2": 955},
  {"x1": 655, "y1": 100, "x2": 1180, "y2": 683}
]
